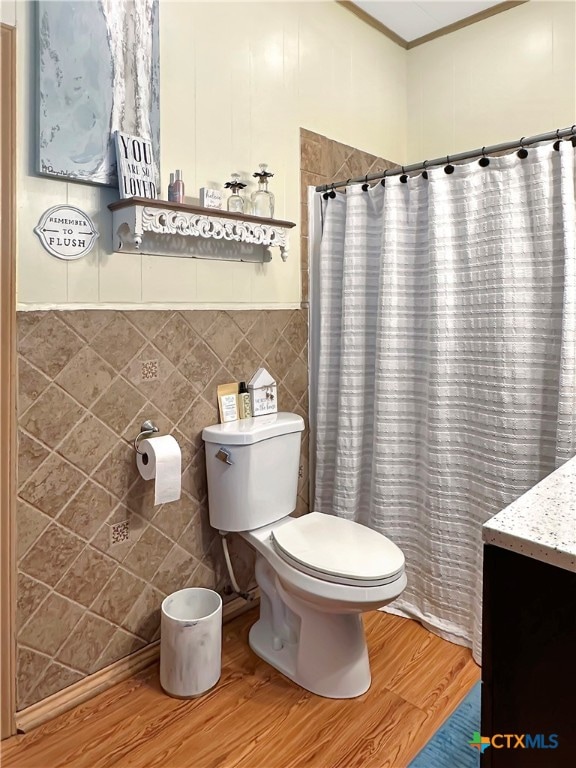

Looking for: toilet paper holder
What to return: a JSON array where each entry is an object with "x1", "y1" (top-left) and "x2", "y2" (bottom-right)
[{"x1": 134, "y1": 420, "x2": 160, "y2": 455}]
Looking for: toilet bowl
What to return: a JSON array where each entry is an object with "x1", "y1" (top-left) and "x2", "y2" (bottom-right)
[{"x1": 202, "y1": 413, "x2": 406, "y2": 699}]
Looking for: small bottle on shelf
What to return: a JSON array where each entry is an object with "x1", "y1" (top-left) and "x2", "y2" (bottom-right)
[
  {"x1": 251, "y1": 163, "x2": 275, "y2": 218},
  {"x1": 172, "y1": 170, "x2": 185, "y2": 203},
  {"x1": 167, "y1": 172, "x2": 176, "y2": 202},
  {"x1": 224, "y1": 173, "x2": 247, "y2": 214}
]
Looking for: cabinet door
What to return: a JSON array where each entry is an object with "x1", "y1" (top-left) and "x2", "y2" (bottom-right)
[{"x1": 481, "y1": 545, "x2": 576, "y2": 767}]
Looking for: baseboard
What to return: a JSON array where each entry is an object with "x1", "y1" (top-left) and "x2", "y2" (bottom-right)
[{"x1": 15, "y1": 590, "x2": 259, "y2": 733}]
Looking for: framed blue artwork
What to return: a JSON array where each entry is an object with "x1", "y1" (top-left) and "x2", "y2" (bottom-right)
[{"x1": 37, "y1": 0, "x2": 160, "y2": 188}]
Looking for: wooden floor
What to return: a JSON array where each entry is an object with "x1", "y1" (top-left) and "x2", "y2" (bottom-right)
[{"x1": 2, "y1": 607, "x2": 479, "y2": 768}]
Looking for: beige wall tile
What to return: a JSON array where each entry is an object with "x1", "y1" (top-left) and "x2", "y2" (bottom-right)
[
  {"x1": 91, "y1": 441, "x2": 140, "y2": 501},
  {"x1": 179, "y1": 341, "x2": 221, "y2": 394},
  {"x1": 17, "y1": 573, "x2": 50, "y2": 631},
  {"x1": 55, "y1": 547, "x2": 117, "y2": 608},
  {"x1": 16, "y1": 647, "x2": 51, "y2": 710},
  {"x1": 91, "y1": 378, "x2": 147, "y2": 435},
  {"x1": 18, "y1": 592, "x2": 84, "y2": 656},
  {"x1": 93, "y1": 628, "x2": 146, "y2": 672},
  {"x1": 91, "y1": 315, "x2": 146, "y2": 371},
  {"x1": 122, "y1": 343, "x2": 176, "y2": 399},
  {"x1": 16, "y1": 499, "x2": 51, "y2": 560},
  {"x1": 123, "y1": 585, "x2": 164, "y2": 642},
  {"x1": 203, "y1": 313, "x2": 244, "y2": 361},
  {"x1": 58, "y1": 310, "x2": 115, "y2": 341},
  {"x1": 57, "y1": 414, "x2": 118, "y2": 474},
  {"x1": 30, "y1": 663, "x2": 83, "y2": 708},
  {"x1": 149, "y1": 370, "x2": 196, "y2": 423},
  {"x1": 19, "y1": 523, "x2": 85, "y2": 586},
  {"x1": 56, "y1": 614, "x2": 116, "y2": 673},
  {"x1": 19, "y1": 453, "x2": 85, "y2": 518},
  {"x1": 123, "y1": 526, "x2": 173, "y2": 582},
  {"x1": 56, "y1": 347, "x2": 116, "y2": 408},
  {"x1": 151, "y1": 494, "x2": 196, "y2": 543},
  {"x1": 153, "y1": 313, "x2": 196, "y2": 367},
  {"x1": 123, "y1": 310, "x2": 171, "y2": 338},
  {"x1": 152, "y1": 544, "x2": 198, "y2": 596},
  {"x1": 91, "y1": 567, "x2": 147, "y2": 626},
  {"x1": 20, "y1": 385, "x2": 84, "y2": 449},
  {"x1": 18, "y1": 432, "x2": 50, "y2": 487},
  {"x1": 57, "y1": 481, "x2": 116, "y2": 541},
  {"x1": 18, "y1": 358, "x2": 51, "y2": 414},
  {"x1": 19, "y1": 314, "x2": 84, "y2": 378}
]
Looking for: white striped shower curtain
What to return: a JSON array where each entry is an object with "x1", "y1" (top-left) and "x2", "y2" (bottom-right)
[{"x1": 313, "y1": 142, "x2": 576, "y2": 661}]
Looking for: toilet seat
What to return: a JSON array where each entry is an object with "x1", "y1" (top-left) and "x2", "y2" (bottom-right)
[{"x1": 271, "y1": 512, "x2": 405, "y2": 587}]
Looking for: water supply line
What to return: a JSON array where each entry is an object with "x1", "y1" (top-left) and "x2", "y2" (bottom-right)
[{"x1": 220, "y1": 532, "x2": 254, "y2": 602}]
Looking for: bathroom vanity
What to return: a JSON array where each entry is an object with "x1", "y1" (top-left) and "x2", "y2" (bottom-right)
[{"x1": 481, "y1": 455, "x2": 576, "y2": 767}]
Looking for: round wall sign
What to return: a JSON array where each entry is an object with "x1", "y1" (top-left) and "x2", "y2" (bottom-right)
[{"x1": 34, "y1": 205, "x2": 99, "y2": 260}]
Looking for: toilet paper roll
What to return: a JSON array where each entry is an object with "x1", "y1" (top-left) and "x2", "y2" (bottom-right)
[{"x1": 136, "y1": 435, "x2": 182, "y2": 505}]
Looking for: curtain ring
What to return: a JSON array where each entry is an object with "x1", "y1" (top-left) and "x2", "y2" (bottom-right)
[
  {"x1": 444, "y1": 155, "x2": 454, "y2": 174},
  {"x1": 329, "y1": 182, "x2": 337, "y2": 199},
  {"x1": 400, "y1": 166, "x2": 408, "y2": 184},
  {"x1": 517, "y1": 137, "x2": 528, "y2": 158},
  {"x1": 381, "y1": 169, "x2": 387, "y2": 187},
  {"x1": 422, "y1": 160, "x2": 429, "y2": 180},
  {"x1": 553, "y1": 128, "x2": 562, "y2": 151},
  {"x1": 362, "y1": 174, "x2": 370, "y2": 192},
  {"x1": 479, "y1": 146, "x2": 490, "y2": 167}
]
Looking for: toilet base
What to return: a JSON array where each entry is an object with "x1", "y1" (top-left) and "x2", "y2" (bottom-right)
[{"x1": 249, "y1": 562, "x2": 372, "y2": 699}]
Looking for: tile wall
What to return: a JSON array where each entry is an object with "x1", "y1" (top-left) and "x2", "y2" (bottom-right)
[
  {"x1": 16, "y1": 308, "x2": 308, "y2": 708},
  {"x1": 299, "y1": 127, "x2": 398, "y2": 303},
  {"x1": 15, "y1": 128, "x2": 394, "y2": 711}
]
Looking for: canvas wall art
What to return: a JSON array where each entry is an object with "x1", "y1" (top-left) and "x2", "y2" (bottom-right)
[{"x1": 38, "y1": 0, "x2": 160, "y2": 187}]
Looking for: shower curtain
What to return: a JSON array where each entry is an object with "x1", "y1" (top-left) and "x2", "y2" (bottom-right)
[{"x1": 313, "y1": 141, "x2": 576, "y2": 661}]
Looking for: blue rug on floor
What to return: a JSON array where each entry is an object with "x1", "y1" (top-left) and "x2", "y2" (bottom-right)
[{"x1": 409, "y1": 682, "x2": 481, "y2": 768}]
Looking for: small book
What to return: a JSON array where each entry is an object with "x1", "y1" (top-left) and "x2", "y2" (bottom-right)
[{"x1": 115, "y1": 130, "x2": 158, "y2": 199}]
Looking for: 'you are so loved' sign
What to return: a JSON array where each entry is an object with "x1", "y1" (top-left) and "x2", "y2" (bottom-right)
[{"x1": 115, "y1": 131, "x2": 158, "y2": 199}]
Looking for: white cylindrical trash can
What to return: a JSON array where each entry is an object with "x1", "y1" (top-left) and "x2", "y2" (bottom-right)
[{"x1": 160, "y1": 587, "x2": 222, "y2": 698}]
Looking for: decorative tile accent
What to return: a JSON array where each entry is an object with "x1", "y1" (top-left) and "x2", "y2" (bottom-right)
[
  {"x1": 16, "y1": 306, "x2": 310, "y2": 709},
  {"x1": 141, "y1": 360, "x2": 158, "y2": 380}
]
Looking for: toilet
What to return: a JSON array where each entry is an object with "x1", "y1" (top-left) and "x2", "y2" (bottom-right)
[{"x1": 202, "y1": 412, "x2": 406, "y2": 699}]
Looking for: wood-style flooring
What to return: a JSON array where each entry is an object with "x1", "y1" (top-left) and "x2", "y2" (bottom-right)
[{"x1": 2, "y1": 607, "x2": 480, "y2": 768}]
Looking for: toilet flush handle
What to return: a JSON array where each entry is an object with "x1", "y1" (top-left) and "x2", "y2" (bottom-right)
[{"x1": 215, "y1": 447, "x2": 233, "y2": 465}]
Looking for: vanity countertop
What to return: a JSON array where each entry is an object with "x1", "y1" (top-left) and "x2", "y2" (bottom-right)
[{"x1": 483, "y1": 454, "x2": 576, "y2": 573}]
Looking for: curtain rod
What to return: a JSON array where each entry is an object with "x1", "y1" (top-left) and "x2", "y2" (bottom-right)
[{"x1": 315, "y1": 126, "x2": 576, "y2": 192}]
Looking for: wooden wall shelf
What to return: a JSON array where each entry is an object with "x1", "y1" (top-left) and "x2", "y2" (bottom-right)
[{"x1": 108, "y1": 197, "x2": 296, "y2": 263}]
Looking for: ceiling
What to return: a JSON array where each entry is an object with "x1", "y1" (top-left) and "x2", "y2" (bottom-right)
[{"x1": 349, "y1": 1, "x2": 507, "y2": 44}]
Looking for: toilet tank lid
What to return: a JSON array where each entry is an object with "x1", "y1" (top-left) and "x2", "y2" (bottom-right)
[{"x1": 202, "y1": 412, "x2": 305, "y2": 445}]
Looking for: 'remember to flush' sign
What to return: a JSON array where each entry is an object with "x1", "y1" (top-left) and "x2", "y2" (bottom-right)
[
  {"x1": 34, "y1": 205, "x2": 99, "y2": 260},
  {"x1": 114, "y1": 131, "x2": 158, "y2": 200}
]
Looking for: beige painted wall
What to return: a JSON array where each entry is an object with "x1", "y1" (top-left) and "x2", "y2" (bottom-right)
[
  {"x1": 407, "y1": 1, "x2": 576, "y2": 163},
  {"x1": 16, "y1": 1, "x2": 407, "y2": 308},
  {"x1": 0, "y1": 0, "x2": 16, "y2": 26}
]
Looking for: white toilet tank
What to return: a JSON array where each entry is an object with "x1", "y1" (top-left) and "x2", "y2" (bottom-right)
[{"x1": 202, "y1": 412, "x2": 305, "y2": 532}]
